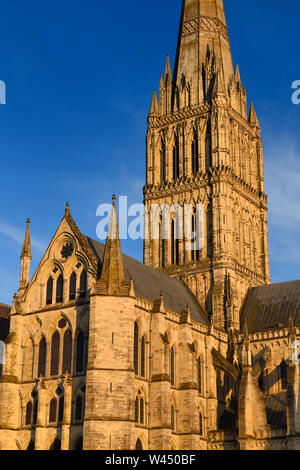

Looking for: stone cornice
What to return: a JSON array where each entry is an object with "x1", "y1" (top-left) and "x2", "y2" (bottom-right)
[{"x1": 144, "y1": 166, "x2": 267, "y2": 209}]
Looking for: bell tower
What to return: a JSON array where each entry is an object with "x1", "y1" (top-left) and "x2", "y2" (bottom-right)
[{"x1": 144, "y1": 0, "x2": 270, "y2": 330}]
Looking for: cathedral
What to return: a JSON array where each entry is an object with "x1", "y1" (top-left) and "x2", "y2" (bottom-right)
[{"x1": 0, "y1": 0, "x2": 300, "y2": 451}]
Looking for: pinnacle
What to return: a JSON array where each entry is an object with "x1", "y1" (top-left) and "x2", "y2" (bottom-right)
[{"x1": 21, "y1": 218, "x2": 32, "y2": 260}]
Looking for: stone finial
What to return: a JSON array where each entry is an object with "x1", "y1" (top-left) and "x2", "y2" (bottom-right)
[{"x1": 65, "y1": 202, "x2": 70, "y2": 216}]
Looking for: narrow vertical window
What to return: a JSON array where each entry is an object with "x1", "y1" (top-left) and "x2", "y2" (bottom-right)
[
  {"x1": 25, "y1": 401, "x2": 33, "y2": 426},
  {"x1": 171, "y1": 405, "x2": 175, "y2": 431},
  {"x1": 140, "y1": 398, "x2": 144, "y2": 425},
  {"x1": 76, "y1": 331, "x2": 85, "y2": 373},
  {"x1": 170, "y1": 347, "x2": 175, "y2": 386},
  {"x1": 79, "y1": 270, "x2": 87, "y2": 298},
  {"x1": 280, "y1": 361, "x2": 287, "y2": 390},
  {"x1": 198, "y1": 357, "x2": 202, "y2": 394},
  {"x1": 56, "y1": 274, "x2": 63, "y2": 303},
  {"x1": 135, "y1": 397, "x2": 139, "y2": 423},
  {"x1": 199, "y1": 412, "x2": 203, "y2": 436},
  {"x1": 192, "y1": 130, "x2": 199, "y2": 176},
  {"x1": 69, "y1": 272, "x2": 76, "y2": 301},
  {"x1": 160, "y1": 140, "x2": 166, "y2": 183},
  {"x1": 62, "y1": 329, "x2": 72, "y2": 375},
  {"x1": 75, "y1": 395, "x2": 83, "y2": 421},
  {"x1": 141, "y1": 336, "x2": 146, "y2": 378},
  {"x1": 50, "y1": 331, "x2": 60, "y2": 376},
  {"x1": 46, "y1": 277, "x2": 53, "y2": 305},
  {"x1": 49, "y1": 398, "x2": 57, "y2": 423},
  {"x1": 171, "y1": 219, "x2": 175, "y2": 265},
  {"x1": 173, "y1": 136, "x2": 180, "y2": 181},
  {"x1": 37, "y1": 337, "x2": 47, "y2": 378},
  {"x1": 134, "y1": 322, "x2": 139, "y2": 375},
  {"x1": 32, "y1": 395, "x2": 38, "y2": 426},
  {"x1": 58, "y1": 396, "x2": 64, "y2": 423}
]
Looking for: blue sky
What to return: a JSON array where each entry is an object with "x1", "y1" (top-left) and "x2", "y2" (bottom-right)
[{"x1": 0, "y1": 0, "x2": 299, "y2": 305}]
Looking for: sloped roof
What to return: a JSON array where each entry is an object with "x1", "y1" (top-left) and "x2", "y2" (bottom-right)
[
  {"x1": 0, "y1": 303, "x2": 10, "y2": 341},
  {"x1": 240, "y1": 280, "x2": 300, "y2": 333},
  {"x1": 0, "y1": 303, "x2": 10, "y2": 320},
  {"x1": 86, "y1": 237, "x2": 208, "y2": 325}
]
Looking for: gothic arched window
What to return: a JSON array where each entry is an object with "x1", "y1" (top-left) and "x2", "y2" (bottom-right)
[
  {"x1": 69, "y1": 272, "x2": 76, "y2": 301},
  {"x1": 79, "y1": 270, "x2": 87, "y2": 298},
  {"x1": 75, "y1": 395, "x2": 83, "y2": 421},
  {"x1": 46, "y1": 277, "x2": 53, "y2": 305},
  {"x1": 135, "y1": 439, "x2": 143, "y2": 451},
  {"x1": 75, "y1": 331, "x2": 85, "y2": 373},
  {"x1": 140, "y1": 398, "x2": 145, "y2": 425},
  {"x1": 192, "y1": 130, "x2": 199, "y2": 176},
  {"x1": 170, "y1": 347, "x2": 175, "y2": 386},
  {"x1": 173, "y1": 135, "x2": 180, "y2": 181},
  {"x1": 32, "y1": 394, "x2": 38, "y2": 426},
  {"x1": 25, "y1": 401, "x2": 33, "y2": 426},
  {"x1": 58, "y1": 396, "x2": 64, "y2": 423},
  {"x1": 192, "y1": 208, "x2": 200, "y2": 262},
  {"x1": 56, "y1": 274, "x2": 64, "y2": 304},
  {"x1": 62, "y1": 329, "x2": 72, "y2": 375},
  {"x1": 160, "y1": 140, "x2": 166, "y2": 183},
  {"x1": 134, "y1": 322, "x2": 139, "y2": 376},
  {"x1": 49, "y1": 398, "x2": 57, "y2": 423},
  {"x1": 50, "y1": 331, "x2": 60, "y2": 376},
  {"x1": 135, "y1": 397, "x2": 139, "y2": 423},
  {"x1": 135, "y1": 390, "x2": 146, "y2": 426},
  {"x1": 141, "y1": 336, "x2": 146, "y2": 378},
  {"x1": 197, "y1": 357, "x2": 202, "y2": 394},
  {"x1": 37, "y1": 337, "x2": 47, "y2": 378}
]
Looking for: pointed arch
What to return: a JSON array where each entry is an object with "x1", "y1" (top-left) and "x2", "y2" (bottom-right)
[
  {"x1": 141, "y1": 336, "x2": 146, "y2": 378},
  {"x1": 134, "y1": 322, "x2": 139, "y2": 376},
  {"x1": 56, "y1": 274, "x2": 64, "y2": 303},
  {"x1": 197, "y1": 356, "x2": 203, "y2": 394},
  {"x1": 135, "y1": 439, "x2": 143, "y2": 451},
  {"x1": 75, "y1": 394, "x2": 83, "y2": 421},
  {"x1": 75, "y1": 331, "x2": 85, "y2": 373},
  {"x1": 160, "y1": 138, "x2": 166, "y2": 183},
  {"x1": 192, "y1": 127, "x2": 199, "y2": 176},
  {"x1": 46, "y1": 277, "x2": 53, "y2": 305},
  {"x1": 173, "y1": 134, "x2": 180, "y2": 180},
  {"x1": 170, "y1": 346, "x2": 175, "y2": 386},
  {"x1": 50, "y1": 330, "x2": 60, "y2": 376},
  {"x1": 79, "y1": 270, "x2": 87, "y2": 298},
  {"x1": 58, "y1": 395, "x2": 64, "y2": 423},
  {"x1": 69, "y1": 272, "x2": 76, "y2": 301},
  {"x1": 49, "y1": 398, "x2": 57, "y2": 423},
  {"x1": 62, "y1": 328, "x2": 72, "y2": 375},
  {"x1": 25, "y1": 401, "x2": 33, "y2": 426},
  {"x1": 37, "y1": 336, "x2": 47, "y2": 378}
]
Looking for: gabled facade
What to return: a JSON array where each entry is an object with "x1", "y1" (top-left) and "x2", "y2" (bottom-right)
[{"x1": 0, "y1": 0, "x2": 300, "y2": 452}]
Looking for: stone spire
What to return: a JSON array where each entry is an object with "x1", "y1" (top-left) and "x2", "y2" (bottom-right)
[
  {"x1": 248, "y1": 101, "x2": 260, "y2": 129},
  {"x1": 98, "y1": 195, "x2": 126, "y2": 295},
  {"x1": 173, "y1": 0, "x2": 234, "y2": 105},
  {"x1": 19, "y1": 218, "x2": 32, "y2": 293}
]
